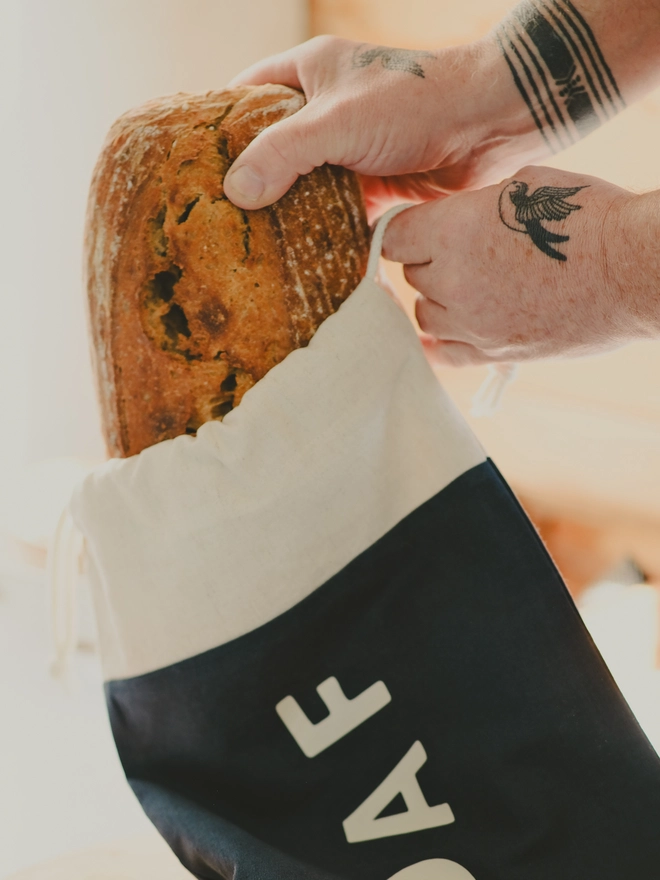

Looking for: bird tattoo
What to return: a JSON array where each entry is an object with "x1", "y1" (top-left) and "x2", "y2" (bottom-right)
[{"x1": 498, "y1": 181, "x2": 588, "y2": 261}]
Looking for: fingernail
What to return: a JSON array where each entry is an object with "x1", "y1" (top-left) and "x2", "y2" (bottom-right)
[{"x1": 226, "y1": 165, "x2": 264, "y2": 202}]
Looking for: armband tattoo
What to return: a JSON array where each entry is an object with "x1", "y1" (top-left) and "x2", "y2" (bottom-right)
[{"x1": 497, "y1": 0, "x2": 624, "y2": 151}]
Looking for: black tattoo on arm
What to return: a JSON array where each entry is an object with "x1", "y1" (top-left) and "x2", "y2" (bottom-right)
[
  {"x1": 352, "y1": 47, "x2": 434, "y2": 79},
  {"x1": 498, "y1": 181, "x2": 588, "y2": 261},
  {"x1": 497, "y1": 0, "x2": 624, "y2": 151}
]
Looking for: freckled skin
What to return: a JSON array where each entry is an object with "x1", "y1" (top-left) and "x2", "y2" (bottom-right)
[
  {"x1": 383, "y1": 165, "x2": 651, "y2": 365},
  {"x1": 224, "y1": 13, "x2": 660, "y2": 360}
]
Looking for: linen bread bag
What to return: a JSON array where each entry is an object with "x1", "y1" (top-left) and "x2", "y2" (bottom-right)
[{"x1": 70, "y1": 89, "x2": 660, "y2": 880}]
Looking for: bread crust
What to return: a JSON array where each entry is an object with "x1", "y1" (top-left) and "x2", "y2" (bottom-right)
[{"x1": 84, "y1": 85, "x2": 369, "y2": 457}]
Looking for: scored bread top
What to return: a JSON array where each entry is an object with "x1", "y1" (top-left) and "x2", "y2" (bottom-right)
[{"x1": 84, "y1": 84, "x2": 370, "y2": 457}]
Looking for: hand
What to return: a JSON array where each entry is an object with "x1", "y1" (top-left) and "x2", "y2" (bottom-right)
[
  {"x1": 382, "y1": 166, "x2": 653, "y2": 365},
  {"x1": 223, "y1": 35, "x2": 552, "y2": 217}
]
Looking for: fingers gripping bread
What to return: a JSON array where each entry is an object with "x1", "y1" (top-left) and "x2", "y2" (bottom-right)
[{"x1": 85, "y1": 85, "x2": 369, "y2": 457}]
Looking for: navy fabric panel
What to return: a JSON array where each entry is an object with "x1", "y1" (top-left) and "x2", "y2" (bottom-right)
[
  {"x1": 130, "y1": 780, "x2": 339, "y2": 880},
  {"x1": 106, "y1": 461, "x2": 660, "y2": 879}
]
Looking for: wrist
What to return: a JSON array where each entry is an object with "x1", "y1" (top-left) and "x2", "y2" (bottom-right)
[
  {"x1": 433, "y1": 36, "x2": 555, "y2": 189},
  {"x1": 610, "y1": 191, "x2": 660, "y2": 340}
]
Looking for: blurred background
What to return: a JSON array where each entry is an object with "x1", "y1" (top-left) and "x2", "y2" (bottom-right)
[{"x1": 0, "y1": 0, "x2": 658, "y2": 876}]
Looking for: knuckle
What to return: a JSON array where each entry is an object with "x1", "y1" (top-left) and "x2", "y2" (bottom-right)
[
  {"x1": 251, "y1": 125, "x2": 308, "y2": 176},
  {"x1": 512, "y1": 164, "x2": 540, "y2": 179},
  {"x1": 416, "y1": 312, "x2": 430, "y2": 335},
  {"x1": 443, "y1": 344, "x2": 470, "y2": 366},
  {"x1": 380, "y1": 228, "x2": 397, "y2": 262},
  {"x1": 305, "y1": 34, "x2": 342, "y2": 54},
  {"x1": 263, "y1": 118, "x2": 300, "y2": 154},
  {"x1": 258, "y1": 126, "x2": 291, "y2": 163},
  {"x1": 415, "y1": 296, "x2": 433, "y2": 331},
  {"x1": 403, "y1": 263, "x2": 419, "y2": 289}
]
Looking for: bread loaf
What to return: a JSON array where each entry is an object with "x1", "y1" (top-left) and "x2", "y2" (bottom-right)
[{"x1": 84, "y1": 84, "x2": 370, "y2": 458}]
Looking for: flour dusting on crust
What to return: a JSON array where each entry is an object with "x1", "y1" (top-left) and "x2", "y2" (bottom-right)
[{"x1": 83, "y1": 85, "x2": 369, "y2": 457}]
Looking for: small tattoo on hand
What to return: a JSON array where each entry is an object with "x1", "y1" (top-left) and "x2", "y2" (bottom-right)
[
  {"x1": 498, "y1": 181, "x2": 588, "y2": 261},
  {"x1": 352, "y1": 46, "x2": 434, "y2": 78}
]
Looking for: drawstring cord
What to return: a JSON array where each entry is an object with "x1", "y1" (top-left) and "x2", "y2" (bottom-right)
[
  {"x1": 368, "y1": 207, "x2": 517, "y2": 417},
  {"x1": 471, "y1": 362, "x2": 518, "y2": 417},
  {"x1": 43, "y1": 207, "x2": 511, "y2": 685},
  {"x1": 42, "y1": 204, "x2": 510, "y2": 687},
  {"x1": 47, "y1": 505, "x2": 85, "y2": 682},
  {"x1": 367, "y1": 204, "x2": 415, "y2": 281}
]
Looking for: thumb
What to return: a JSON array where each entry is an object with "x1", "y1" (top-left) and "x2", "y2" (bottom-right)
[
  {"x1": 227, "y1": 49, "x2": 301, "y2": 89},
  {"x1": 224, "y1": 105, "x2": 329, "y2": 209}
]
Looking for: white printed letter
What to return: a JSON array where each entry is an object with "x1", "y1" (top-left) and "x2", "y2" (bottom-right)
[
  {"x1": 276, "y1": 676, "x2": 392, "y2": 758},
  {"x1": 387, "y1": 860, "x2": 476, "y2": 880},
  {"x1": 343, "y1": 741, "x2": 455, "y2": 843}
]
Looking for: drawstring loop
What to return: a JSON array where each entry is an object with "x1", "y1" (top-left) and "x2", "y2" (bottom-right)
[
  {"x1": 367, "y1": 204, "x2": 415, "y2": 281},
  {"x1": 471, "y1": 363, "x2": 518, "y2": 417},
  {"x1": 368, "y1": 203, "x2": 517, "y2": 415}
]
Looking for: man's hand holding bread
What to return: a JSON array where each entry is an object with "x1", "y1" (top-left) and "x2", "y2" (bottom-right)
[{"x1": 225, "y1": 1, "x2": 660, "y2": 365}]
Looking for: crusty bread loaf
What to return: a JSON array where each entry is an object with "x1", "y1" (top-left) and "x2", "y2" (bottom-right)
[{"x1": 84, "y1": 84, "x2": 370, "y2": 458}]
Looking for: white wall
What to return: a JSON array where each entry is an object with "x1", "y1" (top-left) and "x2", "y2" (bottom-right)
[
  {"x1": 0, "y1": 2, "x2": 307, "y2": 875},
  {"x1": 0, "y1": 0, "x2": 306, "y2": 494}
]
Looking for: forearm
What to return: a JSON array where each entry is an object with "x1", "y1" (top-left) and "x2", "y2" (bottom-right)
[
  {"x1": 491, "y1": 0, "x2": 660, "y2": 152},
  {"x1": 224, "y1": 7, "x2": 660, "y2": 209}
]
